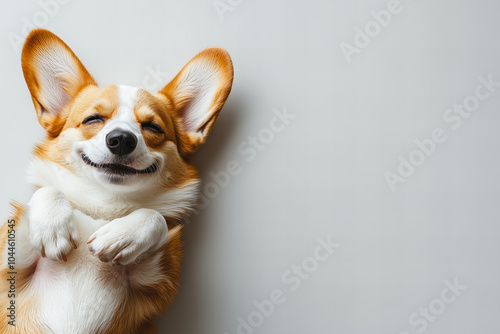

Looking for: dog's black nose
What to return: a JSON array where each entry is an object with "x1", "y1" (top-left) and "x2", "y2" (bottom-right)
[{"x1": 106, "y1": 130, "x2": 137, "y2": 156}]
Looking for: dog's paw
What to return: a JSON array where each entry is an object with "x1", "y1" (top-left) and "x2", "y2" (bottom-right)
[
  {"x1": 87, "y1": 209, "x2": 168, "y2": 265},
  {"x1": 28, "y1": 187, "x2": 79, "y2": 262}
]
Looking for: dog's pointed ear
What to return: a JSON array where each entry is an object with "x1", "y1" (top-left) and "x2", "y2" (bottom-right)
[
  {"x1": 21, "y1": 29, "x2": 97, "y2": 136},
  {"x1": 158, "y1": 47, "x2": 233, "y2": 154}
]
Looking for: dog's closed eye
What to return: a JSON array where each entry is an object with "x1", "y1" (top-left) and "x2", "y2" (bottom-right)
[
  {"x1": 141, "y1": 121, "x2": 164, "y2": 134},
  {"x1": 82, "y1": 114, "x2": 106, "y2": 125}
]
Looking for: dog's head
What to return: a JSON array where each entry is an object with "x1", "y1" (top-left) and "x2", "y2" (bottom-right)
[{"x1": 21, "y1": 29, "x2": 233, "y2": 201}]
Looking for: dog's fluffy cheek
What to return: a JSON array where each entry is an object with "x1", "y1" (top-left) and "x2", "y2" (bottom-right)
[
  {"x1": 59, "y1": 127, "x2": 83, "y2": 147},
  {"x1": 56, "y1": 128, "x2": 86, "y2": 164}
]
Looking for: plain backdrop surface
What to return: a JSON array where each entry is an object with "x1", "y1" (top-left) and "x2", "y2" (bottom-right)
[{"x1": 1, "y1": 1, "x2": 500, "y2": 333}]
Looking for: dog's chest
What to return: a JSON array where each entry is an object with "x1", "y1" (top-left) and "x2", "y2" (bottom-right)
[
  {"x1": 28, "y1": 211, "x2": 131, "y2": 333},
  {"x1": 32, "y1": 251, "x2": 127, "y2": 333}
]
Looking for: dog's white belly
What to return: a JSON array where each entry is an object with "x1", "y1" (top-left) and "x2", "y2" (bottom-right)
[
  {"x1": 29, "y1": 210, "x2": 125, "y2": 334},
  {"x1": 32, "y1": 261, "x2": 121, "y2": 333}
]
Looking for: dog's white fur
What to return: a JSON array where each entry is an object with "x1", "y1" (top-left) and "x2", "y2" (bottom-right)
[
  {"x1": 27, "y1": 157, "x2": 200, "y2": 221},
  {"x1": 13, "y1": 86, "x2": 197, "y2": 332},
  {"x1": 1, "y1": 28, "x2": 233, "y2": 333}
]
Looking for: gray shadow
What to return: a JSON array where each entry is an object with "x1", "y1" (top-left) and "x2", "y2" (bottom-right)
[{"x1": 156, "y1": 92, "x2": 243, "y2": 333}]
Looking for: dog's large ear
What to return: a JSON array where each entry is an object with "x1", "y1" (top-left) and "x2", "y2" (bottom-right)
[
  {"x1": 21, "y1": 29, "x2": 96, "y2": 136},
  {"x1": 159, "y1": 47, "x2": 233, "y2": 154}
]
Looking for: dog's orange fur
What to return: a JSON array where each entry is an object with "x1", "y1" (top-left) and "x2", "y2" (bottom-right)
[
  {"x1": 0, "y1": 29, "x2": 233, "y2": 333},
  {"x1": 0, "y1": 204, "x2": 44, "y2": 334},
  {"x1": 0, "y1": 206, "x2": 183, "y2": 334}
]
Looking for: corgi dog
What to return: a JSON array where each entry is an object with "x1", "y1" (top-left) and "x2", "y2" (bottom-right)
[{"x1": 0, "y1": 29, "x2": 233, "y2": 333}]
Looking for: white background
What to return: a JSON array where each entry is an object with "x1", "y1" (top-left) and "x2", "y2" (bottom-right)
[{"x1": 1, "y1": 1, "x2": 500, "y2": 333}]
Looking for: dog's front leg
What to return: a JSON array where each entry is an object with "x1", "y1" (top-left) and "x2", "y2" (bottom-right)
[
  {"x1": 28, "y1": 186, "x2": 79, "y2": 262},
  {"x1": 86, "y1": 208, "x2": 168, "y2": 265}
]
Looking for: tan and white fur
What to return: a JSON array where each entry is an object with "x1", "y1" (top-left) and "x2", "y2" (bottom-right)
[{"x1": 0, "y1": 29, "x2": 233, "y2": 333}]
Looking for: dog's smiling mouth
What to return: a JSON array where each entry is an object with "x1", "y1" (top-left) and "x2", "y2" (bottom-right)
[{"x1": 81, "y1": 154, "x2": 159, "y2": 176}]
